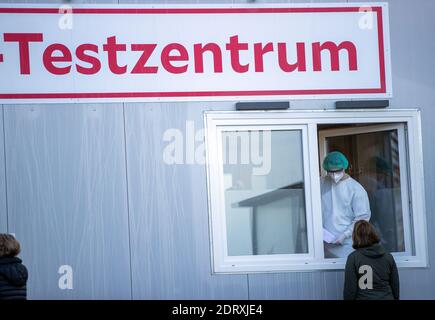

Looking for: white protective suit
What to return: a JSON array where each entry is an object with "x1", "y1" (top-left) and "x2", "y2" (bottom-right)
[{"x1": 321, "y1": 174, "x2": 371, "y2": 258}]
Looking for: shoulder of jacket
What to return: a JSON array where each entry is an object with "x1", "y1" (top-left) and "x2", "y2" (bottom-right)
[
  {"x1": 347, "y1": 178, "x2": 368, "y2": 194},
  {"x1": 346, "y1": 251, "x2": 358, "y2": 262},
  {"x1": 385, "y1": 252, "x2": 396, "y2": 263}
]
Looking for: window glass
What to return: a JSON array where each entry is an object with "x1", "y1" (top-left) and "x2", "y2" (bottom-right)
[{"x1": 222, "y1": 129, "x2": 308, "y2": 256}]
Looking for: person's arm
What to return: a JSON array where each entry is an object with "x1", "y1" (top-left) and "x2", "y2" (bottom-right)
[
  {"x1": 390, "y1": 256, "x2": 400, "y2": 300},
  {"x1": 337, "y1": 185, "x2": 371, "y2": 244},
  {"x1": 343, "y1": 254, "x2": 358, "y2": 300}
]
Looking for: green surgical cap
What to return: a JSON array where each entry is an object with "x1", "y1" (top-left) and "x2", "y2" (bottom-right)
[{"x1": 323, "y1": 151, "x2": 349, "y2": 172}]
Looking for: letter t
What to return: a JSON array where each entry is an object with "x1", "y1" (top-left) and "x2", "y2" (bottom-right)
[{"x1": 103, "y1": 36, "x2": 127, "y2": 74}]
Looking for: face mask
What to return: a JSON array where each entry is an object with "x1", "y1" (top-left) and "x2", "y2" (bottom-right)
[{"x1": 328, "y1": 171, "x2": 344, "y2": 183}]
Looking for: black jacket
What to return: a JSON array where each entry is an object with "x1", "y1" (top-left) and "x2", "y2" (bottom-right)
[
  {"x1": 0, "y1": 257, "x2": 28, "y2": 300},
  {"x1": 344, "y1": 243, "x2": 399, "y2": 300}
]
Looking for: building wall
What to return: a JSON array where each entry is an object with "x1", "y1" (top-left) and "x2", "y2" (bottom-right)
[{"x1": 0, "y1": 0, "x2": 434, "y2": 299}]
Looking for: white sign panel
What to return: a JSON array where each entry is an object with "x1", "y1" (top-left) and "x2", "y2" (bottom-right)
[{"x1": 0, "y1": 3, "x2": 392, "y2": 103}]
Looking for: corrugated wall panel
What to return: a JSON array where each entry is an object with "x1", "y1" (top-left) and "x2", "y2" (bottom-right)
[
  {"x1": 248, "y1": 272, "x2": 343, "y2": 300},
  {"x1": 4, "y1": 105, "x2": 132, "y2": 299},
  {"x1": 124, "y1": 103, "x2": 249, "y2": 299},
  {"x1": 0, "y1": 106, "x2": 7, "y2": 233}
]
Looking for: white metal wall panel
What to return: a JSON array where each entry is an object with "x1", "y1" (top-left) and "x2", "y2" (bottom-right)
[
  {"x1": 0, "y1": 106, "x2": 7, "y2": 233},
  {"x1": 124, "y1": 102, "x2": 249, "y2": 299},
  {"x1": 4, "y1": 104, "x2": 132, "y2": 299}
]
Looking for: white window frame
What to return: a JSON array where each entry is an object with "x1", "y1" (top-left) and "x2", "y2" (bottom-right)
[{"x1": 205, "y1": 109, "x2": 428, "y2": 273}]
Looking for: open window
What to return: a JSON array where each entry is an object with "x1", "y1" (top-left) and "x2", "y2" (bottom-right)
[
  {"x1": 205, "y1": 110, "x2": 427, "y2": 273},
  {"x1": 319, "y1": 124, "x2": 413, "y2": 258}
]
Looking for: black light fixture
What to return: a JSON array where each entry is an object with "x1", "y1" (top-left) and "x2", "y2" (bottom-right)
[
  {"x1": 235, "y1": 101, "x2": 290, "y2": 111},
  {"x1": 335, "y1": 100, "x2": 389, "y2": 109}
]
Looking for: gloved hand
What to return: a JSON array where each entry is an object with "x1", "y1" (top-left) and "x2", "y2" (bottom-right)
[{"x1": 334, "y1": 233, "x2": 348, "y2": 245}]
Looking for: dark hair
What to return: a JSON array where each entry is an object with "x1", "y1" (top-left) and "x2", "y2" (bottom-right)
[
  {"x1": 0, "y1": 234, "x2": 21, "y2": 257},
  {"x1": 352, "y1": 220, "x2": 380, "y2": 249}
]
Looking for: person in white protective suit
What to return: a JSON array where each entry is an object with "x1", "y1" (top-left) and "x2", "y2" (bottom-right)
[{"x1": 321, "y1": 151, "x2": 371, "y2": 258}]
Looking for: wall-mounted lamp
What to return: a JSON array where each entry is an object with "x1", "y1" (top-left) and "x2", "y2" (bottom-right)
[
  {"x1": 235, "y1": 101, "x2": 290, "y2": 111},
  {"x1": 335, "y1": 100, "x2": 389, "y2": 109}
]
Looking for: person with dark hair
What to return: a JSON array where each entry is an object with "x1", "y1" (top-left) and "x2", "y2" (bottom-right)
[
  {"x1": 343, "y1": 220, "x2": 400, "y2": 300},
  {"x1": 0, "y1": 234, "x2": 28, "y2": 300}
]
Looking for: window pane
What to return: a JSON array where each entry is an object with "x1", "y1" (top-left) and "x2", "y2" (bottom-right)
[
  {"x1": 222, "y1": 129, "x2": 308, "y2": 256},
  {"x1": 325, "y1": 128, "x2": 408, "y2": 253}
]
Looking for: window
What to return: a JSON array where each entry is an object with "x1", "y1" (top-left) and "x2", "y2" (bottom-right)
[
  {"x1": 223, "y1": 129, "x2": 309, "y2": 257},
  {"x1": 205, "y1": 110, "x2": 427, "y2": 273}
]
